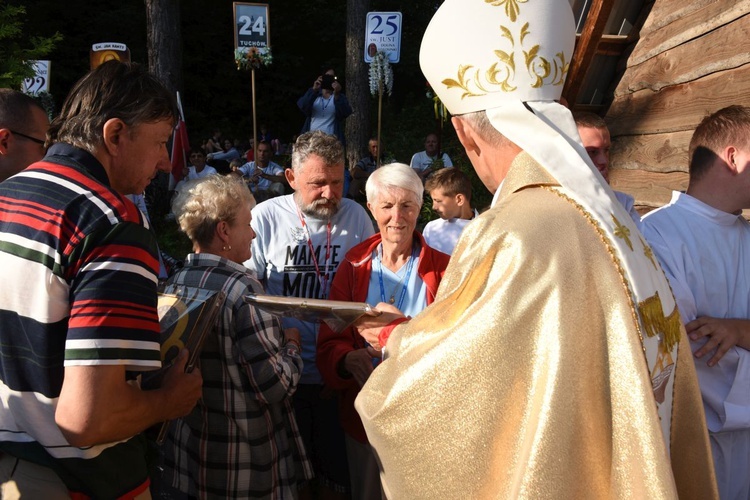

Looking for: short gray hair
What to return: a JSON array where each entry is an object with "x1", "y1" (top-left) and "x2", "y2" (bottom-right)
[
  {"x1": 366, "y1": 162, "x2": 423, "y2": 206},
  {"x1": 172, "y1": 174, "x2": 254, "y2": 248},
  {"x1": 291, "y1": 130, "x2": 344, "y2": 172},
  {"x1": 458, "y1": 110, "x2": 511, "y2": 148}
]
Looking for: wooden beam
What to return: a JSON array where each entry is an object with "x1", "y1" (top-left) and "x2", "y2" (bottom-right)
[
  {"x1": 609, "y1": 169, "x2": 688, "y2": 210},
  {"x1": 613, "y1": 13, "x2": 750, "y2": 97},
  {"x1": 607, "y1": 63, "x2": 750, "y2": 136},
  {"x1": 563, "y1": 0, "x2": 617, "y2": 106},
  {"x1": 596, "y1": 35, "x2": 629, "y2": 56}
]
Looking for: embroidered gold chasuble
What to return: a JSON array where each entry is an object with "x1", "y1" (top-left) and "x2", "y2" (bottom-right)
[{"x1": 355, "y1": 155, "x2": 717, "y2": 499}]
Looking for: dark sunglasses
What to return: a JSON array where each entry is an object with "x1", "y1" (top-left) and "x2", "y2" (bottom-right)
[{"x1": 10, "y1": 130, "x2": 45, "y2": 146}]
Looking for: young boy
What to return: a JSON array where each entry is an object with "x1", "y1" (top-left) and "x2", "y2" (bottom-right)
[{"x1": 423, "y1": 168, "x2": 477, "y2": 254}]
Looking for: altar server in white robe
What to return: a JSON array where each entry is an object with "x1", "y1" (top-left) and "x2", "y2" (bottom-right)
[{"x1": 642, "y1": 105, "x2": 750, "y2": 500}]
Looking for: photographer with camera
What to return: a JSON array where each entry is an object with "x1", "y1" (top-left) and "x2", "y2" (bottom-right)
[{"x1": 297, "y1": 68, "x2": 352, "y2": 146}]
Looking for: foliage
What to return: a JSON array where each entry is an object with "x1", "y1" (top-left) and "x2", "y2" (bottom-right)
[
  {"x1": 33, "y1": 91, "x2": 56, "y2": 119},
  {"x1": 426, "y1": 82, "x2": 449, "y2": 123},
  {"x1": 369, "y1": 51, "x2": 393, "y2": 96},
  {"x1": 0, "y1": 2, "x2": 62, "y2": 89},
  {"x1": 234, "y1": 47, "x2": 273, "y2": 71}
]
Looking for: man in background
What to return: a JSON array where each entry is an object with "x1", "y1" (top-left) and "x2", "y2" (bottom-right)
[
  {"x1": 232, "y1": 140, "x2": 285, "y2": 201},
  {"x1": 410, "y1": 132, "x2": 453, "y2": 183},
  {"x1": 0, "y1": 88, "x2": 50, "y2": 181},
  {"x1": 348, "y1": 137, "x2": 380, "y2": 201},
  {"x1": 574, "y1": 111, "x2": 641, "y2": 226}
]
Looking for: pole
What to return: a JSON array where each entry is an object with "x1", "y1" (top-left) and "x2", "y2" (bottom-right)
[
  {"x1": 377, "y1": 79, "x2": 383, "y2": 169},
  {"x1": 251, "y1": 68, "x2": 258, "y2": 156}
]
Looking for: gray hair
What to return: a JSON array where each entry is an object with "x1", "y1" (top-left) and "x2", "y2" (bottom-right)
[
  {"x1": 172, "y1": 174, "x2": 255, "y2": 248},
  {"x1": 366, "y1": 162, "x2": 423, "y2": 206},
  {"x1": 291, "y1": 130, "x2": 344, "y2": 172},
  {"x1": 458, "y1": 110, "x2": 511, "y2": 148}
]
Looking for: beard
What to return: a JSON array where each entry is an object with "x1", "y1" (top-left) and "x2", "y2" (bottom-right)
[{"x1": 295, "y1": 193, "x2": 341, "y2": 219}]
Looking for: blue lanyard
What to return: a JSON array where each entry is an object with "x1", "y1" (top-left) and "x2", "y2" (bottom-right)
[{"x1": 377, "y1": 244, "x2": 416, "y2": 311}]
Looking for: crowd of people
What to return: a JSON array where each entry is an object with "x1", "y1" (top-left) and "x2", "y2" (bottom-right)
[{"x1": 0, "y1": 0, "x2": 748, "y2": 499}]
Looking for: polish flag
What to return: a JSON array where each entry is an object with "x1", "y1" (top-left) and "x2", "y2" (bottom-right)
[{"x1": 169, "y1": 92, "x2": 190, "y2": 190}]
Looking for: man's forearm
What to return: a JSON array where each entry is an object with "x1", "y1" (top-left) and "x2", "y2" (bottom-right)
[{"x1": 56, "y1": 360, "x2": 201, "y2": 448}]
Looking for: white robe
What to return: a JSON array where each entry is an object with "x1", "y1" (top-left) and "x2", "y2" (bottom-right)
[{"x1": 642, "y1": 191, "x2": 750, "y2": 499}]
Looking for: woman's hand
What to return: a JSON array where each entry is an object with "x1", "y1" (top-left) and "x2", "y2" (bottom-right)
[{"x1": 355, "y1": 302, "x2": 405, "y2": 350}]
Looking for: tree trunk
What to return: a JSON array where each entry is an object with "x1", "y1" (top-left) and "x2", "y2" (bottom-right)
[
  {"x1": 144, "y1": 0, "x2": 182, "y2": 95},
  {"x1": 345, "y1": 0, "x2": 371, "y2": 169}
]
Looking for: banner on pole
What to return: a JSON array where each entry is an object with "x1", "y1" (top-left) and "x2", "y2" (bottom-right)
[
  {"x1": 169, "y1": 92, "x2": 190, "y2": 190},
  {"x1": 90, "y1": 43, "x2": 130, "y2": 70},
  {"x1": 364, "y1": 12, "x2": 402, "y2": 63},
  {"x1": 233, "y1": 3, "x2": 270, "y2": 54},
  {"x1": 22, "y1": 61, "x2": 51, "y2": 95}
]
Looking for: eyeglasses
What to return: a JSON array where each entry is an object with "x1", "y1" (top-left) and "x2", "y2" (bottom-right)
[
  {"x1": 190, "y1": 154, "x2": 205, "y2": 158},
  {"x1": 10, "y1": 130, "x2": 45, "y2": 146}
]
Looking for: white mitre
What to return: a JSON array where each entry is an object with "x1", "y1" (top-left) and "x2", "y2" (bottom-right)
[{"x1": 420, "y1": 0, "x2": 681, "y2": 449}]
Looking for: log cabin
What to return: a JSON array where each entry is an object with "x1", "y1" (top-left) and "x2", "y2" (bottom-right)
[{"x1": 566, "y1": 0, "x2": 750, "y2": 214}]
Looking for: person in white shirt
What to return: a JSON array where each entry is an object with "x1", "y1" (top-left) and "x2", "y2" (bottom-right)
[
  {"x1": 231, "y1": 140, "x2": 285, "y2": 201},
  {"x1": 422, "y1": 167, "x2": 477, "y2": 254},
  {"x1": 641, "y1": 105, "x2": 750, "y2": 500},
  {"x1": 245, "y1": 130, "x2": 375, "y2": 498},
  {"x1": 410, "y1": 133, "x2": 453, "y2": 183},
  {"x1": 574, "y1": 112, "x2": 641, "y2": 228},
  {"x1": 185, "y1": 148, "x2": 217, "y2": 181}
]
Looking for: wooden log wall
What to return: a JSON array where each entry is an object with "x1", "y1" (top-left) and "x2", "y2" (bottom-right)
[{"x1": 605, "y1": 0, "x2": 750, "y2": 213}]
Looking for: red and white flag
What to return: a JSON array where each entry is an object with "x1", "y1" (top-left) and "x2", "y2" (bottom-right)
[{"x1": 169, "y1": 91, "x2": 190, "y2": 190}]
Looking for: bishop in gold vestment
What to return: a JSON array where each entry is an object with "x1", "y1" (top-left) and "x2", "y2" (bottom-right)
[
  {"x1": 356, "y1": 154, "x2": 716, "y2": 499},
  {"x1": 353, "y1": 0, "x2": 717, "y2": 498}
]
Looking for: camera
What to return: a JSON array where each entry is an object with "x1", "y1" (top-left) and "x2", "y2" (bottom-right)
[{"x1": 321, "y1": 74, "x2": 337, "y2": 91}]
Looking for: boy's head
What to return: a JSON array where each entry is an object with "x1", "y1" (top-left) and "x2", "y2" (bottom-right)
[{"x1": 425, "y1": 168, "x2": 473, "y2": 220}]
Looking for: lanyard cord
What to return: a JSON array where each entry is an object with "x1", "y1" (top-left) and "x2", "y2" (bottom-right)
[
  {"x1": 377, "y1": 243, "x2": 416, "y2": 311},
  {"x1": 296, "y1": 207, "x2": 332, "y2": 298}
]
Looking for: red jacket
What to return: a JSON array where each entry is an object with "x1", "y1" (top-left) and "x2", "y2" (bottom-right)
[{"x1": 317, "y1": 231, "x2": 450, "y2": 442}]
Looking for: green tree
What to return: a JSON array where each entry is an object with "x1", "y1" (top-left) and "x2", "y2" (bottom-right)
[{"x1": 0, "y1": 2, "x2": 61, "y2": 89}]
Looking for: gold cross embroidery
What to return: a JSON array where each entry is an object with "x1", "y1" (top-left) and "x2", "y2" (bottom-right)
[
  {"x1": 641, "y1": 237, "x2": 657, "y2": 270},
  {"x1": 612, "y1": 214, "x2": 632, "y2": 251}
]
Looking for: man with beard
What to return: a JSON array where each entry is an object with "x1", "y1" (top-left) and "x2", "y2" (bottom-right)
[{"x1": 245, "y1": 130, "x2": 375, "y2": 498}]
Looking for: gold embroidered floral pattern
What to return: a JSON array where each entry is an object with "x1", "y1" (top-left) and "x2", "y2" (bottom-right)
[
  {"x1": 441, "y1": 19, "x2": 568, "y2": 98},
  {"x1": 485, "y1": 0, "x2": 528, "y2": 22},
  {"x1": 612, "y1": 215, "x2": 632, "y2": 251}
]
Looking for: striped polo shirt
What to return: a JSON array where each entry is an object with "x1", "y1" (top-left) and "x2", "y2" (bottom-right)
[{"x1": 0, "y1": 143, "x2": 162, "y2": 497}]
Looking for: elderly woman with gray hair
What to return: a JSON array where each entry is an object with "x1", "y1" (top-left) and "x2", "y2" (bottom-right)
[
  {"x1": 316, "y1": 163, "x2": 450, "y2": 498},
  {"x1": 161, "y1": 174, "x2": 312, "y2": 498}
]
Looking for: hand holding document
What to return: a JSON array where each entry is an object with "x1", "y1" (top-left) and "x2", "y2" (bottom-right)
[{"x1": 244, "y1": 293, "x2": 377, "y2": 333}]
